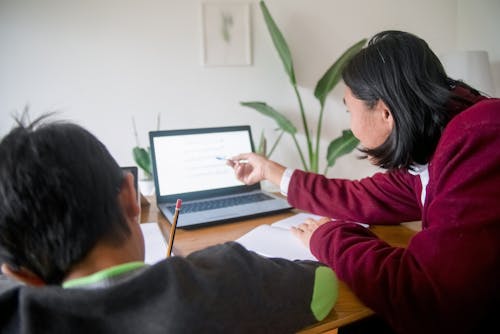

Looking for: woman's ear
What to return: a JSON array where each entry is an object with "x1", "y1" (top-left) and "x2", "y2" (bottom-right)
[
  {"x1": 376, "y1": 99, "x2": 394, "y2": 131},
  {"x1": 1, "y1": 263, "x2": 46, "y2": 286},
  {"x1": 119, "y1": 172, "x2": 140, "y2": 219}
]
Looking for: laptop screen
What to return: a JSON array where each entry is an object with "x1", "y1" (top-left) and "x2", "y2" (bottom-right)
[{"x1": 150, "y1": 126, "x2": 257, "y2": 200}]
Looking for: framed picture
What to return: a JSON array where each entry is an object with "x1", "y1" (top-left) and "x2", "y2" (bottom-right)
[{"x1": 201, "y1": 2, "x2": 252, "y2": 66}]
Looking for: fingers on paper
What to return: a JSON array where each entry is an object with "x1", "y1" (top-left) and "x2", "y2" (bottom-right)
[
  {"x1": 291, "y1": 225, "x2": 313, "y2": 247},
  {"x1": 294, "y1": 217, "x2": 330, "y2": 232},
  {"x1": 318, "y1": 217, "x2": 331, "y2": 224}
]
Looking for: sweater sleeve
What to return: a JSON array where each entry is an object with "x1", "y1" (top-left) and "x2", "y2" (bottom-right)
[
  {"x1": 288, "y1": 168, "x2": 422, "y2": 224},
  {"x1": 185, "y1": 242, "x2": 338, "y2": 332},
  {"x1": 309, "y1": 99, "x2": 500, "y2": 334}
]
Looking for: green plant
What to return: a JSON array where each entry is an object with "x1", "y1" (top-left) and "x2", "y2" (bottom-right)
[
  {"x1": 241, "y1": 1, "x2": 365, "y2": 174},
  {"x1": 132, "y1": 115, "x2": 160, "y2": 180},
  {"x1": 133, "y1": 146, "x2": 152, "y2": 179}
]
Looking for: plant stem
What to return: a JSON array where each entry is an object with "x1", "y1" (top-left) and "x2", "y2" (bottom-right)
[
  {"x1": 132, "y1": 116, "x2": 140, "y2": 146},
  {"x1": 292, "y1": 84, "x2": 313, "y2": 168},
  {"x1": 156, "y1": 113, "x2": 161, "y2": 130},
  {"x1": 292, "y1": 134, "x2": 308, "y2": 171},
  {"x1": 313, "y1": 104, "x2": 326, "y2": 173},
  {"x1": 267, "y1": 130, "x2": 285, "y2": 157}
]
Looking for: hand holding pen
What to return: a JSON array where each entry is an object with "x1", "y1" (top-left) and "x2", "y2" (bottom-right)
[
  {"x1": 223, "y1": 153, "x2": 263, "y2": 185},
  {"x1": 225, "y1": 152, "x2": 287, "y2": 187}
]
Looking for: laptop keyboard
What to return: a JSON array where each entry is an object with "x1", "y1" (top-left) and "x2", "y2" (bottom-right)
[{"x1": 166, "y1": 193, "x2": 274, "y2": 214}]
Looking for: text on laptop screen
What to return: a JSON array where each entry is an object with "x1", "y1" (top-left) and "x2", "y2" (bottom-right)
[{"x1": 152, "y1": 130, "x2": 252, "y2": 196}]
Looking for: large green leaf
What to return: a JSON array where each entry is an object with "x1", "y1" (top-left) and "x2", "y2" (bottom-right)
[
  {"x1": 260, "y1": 1, "x2": 296, "y2": 85},
  {"x1": 314, "y1": 38, "x2": 367, "y2": 107},
  {"x1": 133, "y1": 146, "x2": 152, "y2": 177},
  {"x1": 241, "y1": 101, "x2": 297, "y2": 134},
  {"x1": 326, "y1": 130, "x2": 359, "y2": 167}
]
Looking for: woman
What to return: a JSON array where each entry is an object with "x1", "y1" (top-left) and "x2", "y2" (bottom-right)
[{"x1": 229, "y1": 30, "x2": 500, "y2": 334}]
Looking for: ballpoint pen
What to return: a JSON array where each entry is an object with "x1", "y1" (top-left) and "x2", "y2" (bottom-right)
[
  {"x1": 166, "y1": 199, "x2": 182, "y2": 258},
  {"x1": 215, "y1": 156, "x2": 249, "y2": 163}
]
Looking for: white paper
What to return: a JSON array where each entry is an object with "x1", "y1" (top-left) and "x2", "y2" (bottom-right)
[
  {"x1": 274, "y1": 212, "x2": 369, "y2": 229},
  {"x1": 140, "y1": 222, "x2": 167, "y2": 264},
  {"x1": 235, "y1": 212, "x2": 369, "y2": 261},
  {"x1": 271, "y1": 212, "x2": 324, "y2": 229},
  {"x1": 236, "y1": 213, "x2": 324, "y2": 261}
]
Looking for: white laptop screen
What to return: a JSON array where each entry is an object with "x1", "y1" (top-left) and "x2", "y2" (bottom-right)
[{"x1": 151, "y1": 128, "x2": 253, "y2": 197}]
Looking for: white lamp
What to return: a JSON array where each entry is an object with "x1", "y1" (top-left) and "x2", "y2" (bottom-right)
[{"x1": 440, "y1": 50, "x2": 495, "y2": 96}]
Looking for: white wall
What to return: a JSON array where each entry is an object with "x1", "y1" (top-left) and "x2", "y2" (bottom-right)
[
  {"x1": 0, "y1": 0, "x2": 497, "y2": 180},
  {"x1": 456, "y1": 0, "x2": 500, "y2": 97}
]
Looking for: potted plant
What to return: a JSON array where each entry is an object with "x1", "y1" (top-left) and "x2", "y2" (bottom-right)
[
  {"x1": 132, "y1": 146, "x2": 152, "y2": 180},
  {"x1": 132, "y1": 115, "x2": 160, "y2": 180},
  {"x1": 242, "y1": 1, "x2": 365, "y2": 174}
]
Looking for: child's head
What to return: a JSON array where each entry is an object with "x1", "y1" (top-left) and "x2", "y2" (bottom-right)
[{"x1": 0, "y1": 114, "x2": 133, "y2": 284}]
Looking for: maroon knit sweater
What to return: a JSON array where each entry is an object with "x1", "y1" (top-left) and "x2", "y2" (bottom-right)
[{"x1": 287, "y1": 96, "x2": 500, "y2": 333}]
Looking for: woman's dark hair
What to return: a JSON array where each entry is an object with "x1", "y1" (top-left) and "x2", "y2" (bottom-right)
[
  {"x1": 342, "y1": 30, "x2": 479, "y2": 170},
  {"x1": 0, "y1": 113, "x2": 130, "y2": 284}
]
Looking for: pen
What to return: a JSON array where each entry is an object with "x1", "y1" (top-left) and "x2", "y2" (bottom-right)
[
  {"x1": 215, "y1": 156, "x2": 249, "y2": 163},
  {"x1": 166, "y1": 199, "x2": 182, "y2": 258}
]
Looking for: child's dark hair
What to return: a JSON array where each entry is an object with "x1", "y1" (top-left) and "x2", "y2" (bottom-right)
[{"x1": 0, "y1": 113, "x2": 129, "y2": 284}]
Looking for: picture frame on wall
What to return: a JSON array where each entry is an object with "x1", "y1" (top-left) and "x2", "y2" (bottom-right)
[{"x1": 201, "y1": 2, "x2": 252, "y2": 66}]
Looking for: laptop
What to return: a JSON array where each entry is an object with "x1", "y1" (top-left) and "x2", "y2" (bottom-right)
[{"x1": 149, "y1": 125, "x2": 292, "y2": 228}]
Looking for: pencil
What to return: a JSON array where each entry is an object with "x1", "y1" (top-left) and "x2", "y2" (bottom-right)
[{"x1": 166, "y1": 199, "x2": 182, "y2": 258}]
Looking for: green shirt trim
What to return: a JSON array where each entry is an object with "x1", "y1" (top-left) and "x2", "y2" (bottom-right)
[
  {"x1": 310, "y1": 266, "x2": 338, "y2": 321},
  {"x1": 62, "y1": 261, "x2": 146, "y2": 288}
]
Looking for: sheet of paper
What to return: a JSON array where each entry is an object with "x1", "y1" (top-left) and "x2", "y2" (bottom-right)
[
  {"x1": 272, "y1": 212, "x2": 370, "y2": 229},
  {"x1": 235, "y1": 212, "x2": 370, "y2": 261},
  {"x1": 140, "y1": 222, "x2": 167, "y2": 264},
  {"x1": 236, "y1": 222, "x2": 318, "y2": 261},
  {"x1": 271, "y1": 212, "x2": 324, "y2": 229}
]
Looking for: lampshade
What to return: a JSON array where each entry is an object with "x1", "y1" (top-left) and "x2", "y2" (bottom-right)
[{"x1": 440, "y1": 50, "x2": 495, "y2": 96}]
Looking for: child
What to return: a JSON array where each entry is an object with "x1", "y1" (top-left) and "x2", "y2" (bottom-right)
[{"x1": 0, "y1": 114, "x2": 338, "y2": 333}]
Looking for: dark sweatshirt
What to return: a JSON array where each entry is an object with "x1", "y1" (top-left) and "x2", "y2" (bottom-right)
[{"x1": 0, "y1": 242, "x2": 338, "y2": 334}]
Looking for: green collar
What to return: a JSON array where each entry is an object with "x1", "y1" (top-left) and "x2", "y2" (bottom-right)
[{"x1": 63, "y1": 261, "x2": 145, "y2": 288}]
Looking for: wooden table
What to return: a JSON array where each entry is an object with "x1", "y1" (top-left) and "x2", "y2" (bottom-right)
[{"x1": 140, "y1": 197, "x2": 418, "y2": 333}]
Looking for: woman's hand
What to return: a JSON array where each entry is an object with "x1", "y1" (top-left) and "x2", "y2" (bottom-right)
[
  {"x1": 291, "y1": 217, "x2": 331, "y2": 247},
  {"x1": 226, "y1": 153, "x2": 266, "y2": 185},
  {"x1": 227, "y1": 153, "x2": 286, "y2": 186}
]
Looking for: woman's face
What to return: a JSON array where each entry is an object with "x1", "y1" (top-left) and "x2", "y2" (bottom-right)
[{"x1": 343, "y1": 87, "x2": 394, "y2": 150}]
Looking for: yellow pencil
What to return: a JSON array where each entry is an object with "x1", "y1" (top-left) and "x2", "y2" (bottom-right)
[{"x1": 166, "y1": 199, "x2": 182, "y2": 258}]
